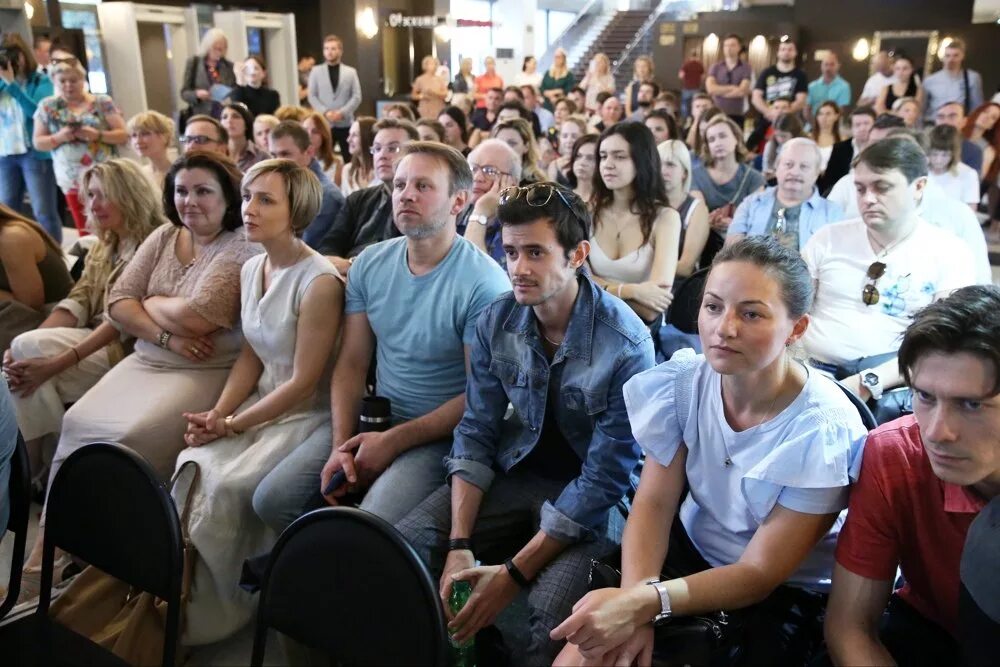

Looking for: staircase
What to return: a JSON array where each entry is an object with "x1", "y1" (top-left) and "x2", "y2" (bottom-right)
[
  {"x1": 571, "y1": 10, "x2": 652, "y2": 84},
  {"x1": 538, "y1": 6, "x2": 614, "y2": 76}
]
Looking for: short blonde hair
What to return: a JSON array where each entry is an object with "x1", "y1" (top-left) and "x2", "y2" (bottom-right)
[
  {"x1": 126, "y1": 110, "x2": 175, "y2": 142},
  {"x1": 199, "y1": 28, "x2": 228, "y2": 58},
  {"x1": 275, "y1": 105, "x2": 309, "y2": 122},
  {"x1": 242, "y1": 159, "x2": 322, "y2": 236},
  {"x1": 79, "y1": 159, "x2": 167, "y2": 246},
  {"x1": 657, "y1": 140, "x2": 693, "y2": 193},
  {"x1": 254, "y1": 114, "x2": 280, "y2": 130}
]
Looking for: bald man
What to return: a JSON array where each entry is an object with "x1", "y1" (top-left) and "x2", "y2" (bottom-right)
[{"x1": 808, "y1": 52, "x2": 851, "y2": 117}]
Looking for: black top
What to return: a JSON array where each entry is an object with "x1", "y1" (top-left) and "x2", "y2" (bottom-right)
[
  {"x1": 753, "y1": 65, "x2": 808, "y2": 104},
  {"x1": 317, "y1": 183, "x2": 399, "y2": 258},
  {"x1": 469, "y1": 108, "x2": 497, "y2": 132},
  {"x1": 327, "y1": 63, "x2": 341, "y2": 94},
  {"x1": 230, "y1": 85, "x2": 281, "y2": 117},
  {"x1": 518, "y1": 375, "x2": 583, "y2": 482},
  {"x1": 884, "y1": 78, "x2": 919, "y2": 111},
  {"x1": 818, "y1": 139, "x2": 854, "y2": 195}
]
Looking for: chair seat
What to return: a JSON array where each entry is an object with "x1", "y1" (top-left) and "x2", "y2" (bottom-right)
[{"x1": 0, "y1": 613, "x2": 130, "y2": 667}]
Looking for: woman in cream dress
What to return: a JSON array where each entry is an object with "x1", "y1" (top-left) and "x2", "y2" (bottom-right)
[{"x1": 177, "y1": 158, "x2": 343, "y2": 644}]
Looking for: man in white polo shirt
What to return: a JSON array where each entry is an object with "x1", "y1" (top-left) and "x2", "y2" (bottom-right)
[{"x1": 801, "y1": 137, "x2": 976, "y2": 410}]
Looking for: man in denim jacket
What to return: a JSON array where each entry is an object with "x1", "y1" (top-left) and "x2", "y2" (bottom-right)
[{"x1": 396, "y1": 184, "x2": 654, "y2": 664}]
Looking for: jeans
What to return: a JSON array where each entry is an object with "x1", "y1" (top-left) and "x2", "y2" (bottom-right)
[
  {"x1": 681, "y1": 88, "x2": 698, "y2": 120},
  {"x1": 253, "y1": 432, "x2": 451, "y2": 531},
  {"x1": 395, "y1": 472, "x2": 616, "y2": 665},
  {"x1": 0, "y1": 153, "x2": 62, "y2": 243}
]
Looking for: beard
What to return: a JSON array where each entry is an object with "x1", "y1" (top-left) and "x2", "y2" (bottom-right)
[{"x1": 399, "y1": 214, "x2": 450, "y2": 240}]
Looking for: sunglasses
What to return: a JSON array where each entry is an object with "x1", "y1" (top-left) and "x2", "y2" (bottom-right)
[
  {"x1": 498, "y1": 183, "x2": 588, "y2": 228},
  {"x1": 862, "y1": 261, "x2": 887, "y2": 306}
]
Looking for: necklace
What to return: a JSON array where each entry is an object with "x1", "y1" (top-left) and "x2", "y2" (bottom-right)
[
  {"x1": 542, "y1": 332, "x2": 563, "y2": 347},
  {"x1": 723, "y1": 357, "x2": 787, "y2": 467},
  {"x1": 868, "y1": 225, "x2": 916, "y2": 259}
]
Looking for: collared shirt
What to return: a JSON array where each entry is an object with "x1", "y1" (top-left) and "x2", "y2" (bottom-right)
[
  {"x1": 836, "y1": 416, "x2": 988, "y2": 637},
  {"x1": 729, "y1": 186, "x2": 842, "y2": 251},
  {"x1": 446, "y1": 276, "x2": 655, "y2": 543},
  {"x1": 807, "y1": 75, "x2": 852, "y2": 114},
  {"x1": 708, "y1": 59, "x2": 752, "y2": 116}
]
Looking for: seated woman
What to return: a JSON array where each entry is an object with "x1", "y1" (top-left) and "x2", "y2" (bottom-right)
[
  {"x1": 339, "y1": 116, "x2": 377, "y2": 196},
  {"x1": 761, "y1": 112, "x2": 806, "y2": 182},
  {"x1": 547, "y1": 116, "x2": 587, "y2": 186},
  {"x1": 552, "y1": 237, "x2": 867, "y2": 666},
  {"x1": 221, "y1": 102, "x2": 270, "y2": 173},
  {"x1": 568, "y1": 134, "x2": 598, "y2": 204},
  {"x1": 491, "y1": 117, "x2": 547, "y2": 184},
  {"x1": 252, "y1": 114, "x2": 279, "y2": 152},
  {"x1": 810, "y1": 102, "x2": 842, "y2": 175},
  {"x1": 302, "y1": 110, "x2": 344, "y2": 185},
  {"x1": 175, "y1": 159, "x2": 343, "y2": 644},
  {"x1": 658, "y1": 140, "x2": 709, "y2": 280},
  {"x1": 588, "y1": 122, "x2": 681, "y2": 326},
  {"x1": 692, "y1": 115, "x2": 764, "y2": 267},
  {"x1": 126, "y1": 110, "x2": 177, "y2": 190},
  {"x1": 0, "y1": 203, "x2": 72, "y2": 352},
  {"x1": 4, "y1": 160, "x2": 162, "y2": 494},
  {"x1": 416, "y1": 118, "x2": 446, "y2": 143},
  {"x1": 19, "y1": 152, "x2": 261, "y2": 580},
  {"x1": 927, "y1": 124, "x2": 981, "y2": 211}
]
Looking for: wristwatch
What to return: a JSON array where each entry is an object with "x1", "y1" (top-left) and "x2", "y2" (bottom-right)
[
  {"x1": 647, "y1": 579, "x2": 673, "y2": 625},
  {"x1": 860, "y1": 369, "x2": 883, "y2": 400},
  {"x1": 468, "y1": 213, "x2": 489, "y2": 226}
]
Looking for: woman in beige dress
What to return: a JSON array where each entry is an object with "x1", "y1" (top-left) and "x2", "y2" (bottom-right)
[
  {"x1": 411, "y1": 55, "x2": 448, "y2": 121},
  {"x1": 175, "y1": 159, "x2": 343, "y2": 644},
  {"x1": 21, "y1": 151, "x2": 261, "y2": 578}
]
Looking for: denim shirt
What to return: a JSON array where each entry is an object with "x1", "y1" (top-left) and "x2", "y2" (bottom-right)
[
  {"x1": 446, "y1": 275, "x2": 655, "y2": 543},
  {"x1": 729, "y1": 186, "x2": 843, "y2": 251}
]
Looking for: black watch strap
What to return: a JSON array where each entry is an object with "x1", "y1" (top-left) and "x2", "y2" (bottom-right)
[
  {"x1": 504, "y1": 557, "x2": 531, "y2": 588},
  {"x1": 448, "y1": 538, "x2": 474, "y2": 552}
]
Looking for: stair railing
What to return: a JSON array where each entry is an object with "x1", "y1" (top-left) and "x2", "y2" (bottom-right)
[{"x1": 611, "y1": 0, "x2": 672, "y2": 77}]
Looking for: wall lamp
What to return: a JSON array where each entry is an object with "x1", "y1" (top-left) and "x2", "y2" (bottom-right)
[{"x1": 357, "y1": 7, "x2": 378, "y2": 40}]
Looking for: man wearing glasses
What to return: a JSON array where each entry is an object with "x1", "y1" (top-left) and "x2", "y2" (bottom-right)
[
  {"x1": 800, "y1": 137, "x2": 975, "y2": 416},
  {"x1": 317, "y1": 118, "x2": 418, "y2": 275},
  {"x1": 459, "y1": 139, "x2": 522, "y2": 265},
  {"x1": 180, "y1": 115, "x2": 228, "y2": 157},
  {"x1": 395, "y1": 183, "x2": 653, "y2": 665}
]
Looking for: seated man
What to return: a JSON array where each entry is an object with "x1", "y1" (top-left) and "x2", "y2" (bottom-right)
[
  {"x1": 469, "y1": 87, "x2": 503, "y2": 148},
  {"x1": 396, "y1": 183, "x2": 655, "y2": 664},
  {"x1": 267, "y1": 120, "x2": 345, "y2": 249},
  {"x1": 801, "y1": 137, "x2": 976, "y2": 410},
  {"x1": 253, "y1": 142, "x2": 511, "y2": 530},
  {"x1": 825, "y1": 284, "x2": 1000, "y2": 666},
  {"x1": 727, "y1": 137, "x2": 843, "y2": 251},
  {"x1": 459, "y1": 138, "x2": 522, "y2": 265},
  {"x1": 316, "y1": 118, "x2": 417, "y2": 275},
  {"x1": 181, "y1": 115, "x2": 229, "y2": 157}
]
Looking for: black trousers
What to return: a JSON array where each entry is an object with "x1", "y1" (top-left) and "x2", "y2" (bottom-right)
[{"x1": 331, "y1": 125, "x2": 351, "y2": 161}]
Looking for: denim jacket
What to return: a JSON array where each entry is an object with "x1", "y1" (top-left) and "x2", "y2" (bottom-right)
[
  {"x1": 446, "y1": 275, "x2": 655, "y2": 543},
  {"x1": 729, "y1": 186, "x2": 843, "y2": 250},
  {"x1": 0, "y1": 71, "x2": 53, "y2": 159}
]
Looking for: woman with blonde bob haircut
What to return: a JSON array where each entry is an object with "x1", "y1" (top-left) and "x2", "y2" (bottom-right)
[
  {"x1": 658, "y1": 140, "x2": 709, "y2": 278},
  {"x1": 126, "y1": 110, "x2": 177, "y2": 189},
  {"x1": 176, "y1": 157, "x2": 344, "y2": 643},
  {"x1": 491, "y1": 117, "x2": 546, "y2": 183}
]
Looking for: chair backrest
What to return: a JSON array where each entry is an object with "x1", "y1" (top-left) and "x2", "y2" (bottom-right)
[
  {"x1": 43, "y1": 442, "x2": 184, "y2": 602},
  {"x1": 0, "y1": 432, "x2": 31, "y2": 619},
  {"x1": 835, "y1": 382, "x2": 879, "y2": 432},
  {"x1": 668, "y1": 267, "x2": 710, "y2": 335},
  {"x1": 252, "y1": 507, "x2": 449, "y2": 667}
]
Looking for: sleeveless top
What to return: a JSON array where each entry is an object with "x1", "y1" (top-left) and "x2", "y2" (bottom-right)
[
  {"x1": 241, "y1": 248, "x2": 341, "y2": 415},
  {"x1": 0, "y1": 232, "x2": 72, "y2": 302},
  {"x1": 885, "y1": 78, "x2": 919, "y2": 111},
  {"x1": 674, "y1": 195, "x2": 701, "y2": 257},
  {"x1": 588, "y1": 238, "x2": 655, "y2": 284}
]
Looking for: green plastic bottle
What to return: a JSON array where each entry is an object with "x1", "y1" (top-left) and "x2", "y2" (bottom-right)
[{"x1": 448, "y1": 580, "x2": 476, "y2": 667}]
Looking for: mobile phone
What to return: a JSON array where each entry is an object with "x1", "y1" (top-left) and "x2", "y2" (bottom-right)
[{"x1": 322, "y1": 469, "x2": 347, "y2": 496}]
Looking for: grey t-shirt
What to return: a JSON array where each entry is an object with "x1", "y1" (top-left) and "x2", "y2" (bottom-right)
[
  {"x1": 691, "y1": 163, "x2": 765, "y2": 212},
  {"x1": 765, "y1": 198, "x2": 803, "y2": 250}
]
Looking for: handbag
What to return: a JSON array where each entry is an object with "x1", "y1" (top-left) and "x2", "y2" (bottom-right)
[
  {"x1": 49, "y1": 461, "x2": 201, "y2": 666},
  {"x1": 708, "y1": 166, "x2": 754, "y2": 230}
]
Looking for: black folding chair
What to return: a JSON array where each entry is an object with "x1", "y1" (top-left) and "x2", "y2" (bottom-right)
[
  {"x1": 0, "y1": 431, "x2": 30, "y2": 620},
  {"x1": 835, "y1": 381, "x2": 879, "y2": 432},
  {"x1": 0, "y1": 442, "x2": 184, "y2": 666},
  {"x1": 668, "y1": 267, "x2": 710, "y2": 335},
  {"x1": 251, "y1": 506, "x2": 449, "y2": 667}
]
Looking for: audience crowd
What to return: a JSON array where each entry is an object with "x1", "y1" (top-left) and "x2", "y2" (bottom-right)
[{"x1": 0, "y1": 26, "x2": 998, "y2": 667}]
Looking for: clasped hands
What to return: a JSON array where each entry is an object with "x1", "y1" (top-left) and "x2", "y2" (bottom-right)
[{"x1": 319, "y1": 429, "x2": 399, "y2": 503}]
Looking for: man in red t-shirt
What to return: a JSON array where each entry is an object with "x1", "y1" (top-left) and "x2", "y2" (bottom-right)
[
  {"x1": 678, "y1": 51, "x2": 705, "y2": 120},
  {"x1": 825, "y1": 284, "x2": 1000, "y2": 666}
]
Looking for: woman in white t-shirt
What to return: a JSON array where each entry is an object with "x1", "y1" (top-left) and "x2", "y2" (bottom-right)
[
  {"x1": 926, "y1": 124, "x2": 980, "y2": 210},
  {"x1": 553, "y1": 237, "x2": 866, "y2": 666}
]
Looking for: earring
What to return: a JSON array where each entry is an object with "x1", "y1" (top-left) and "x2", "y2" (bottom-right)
[{"x1": 785, "y1": 339, "x2": 793, "y2": 347}]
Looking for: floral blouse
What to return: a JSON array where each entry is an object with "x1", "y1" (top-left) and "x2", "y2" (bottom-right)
[{"x1": 34, "y1": 94, "x2": 120, "y2": 192}]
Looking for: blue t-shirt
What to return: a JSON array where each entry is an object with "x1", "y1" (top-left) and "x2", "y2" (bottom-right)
[{"x1": 345, "y1": 235, "x2": 511, "y2": 422}]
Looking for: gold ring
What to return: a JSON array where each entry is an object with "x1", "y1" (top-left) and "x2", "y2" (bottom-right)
[{"x1": 189, "y1": 346, "x2": 198, "y2": 354}]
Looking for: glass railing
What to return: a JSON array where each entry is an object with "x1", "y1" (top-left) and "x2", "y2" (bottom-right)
[{"x1": 538, "y1": 0, "x2": 604, "y2": 70}]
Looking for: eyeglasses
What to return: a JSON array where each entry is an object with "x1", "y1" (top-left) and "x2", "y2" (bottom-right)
[
  {"x1": 498, "y1": 183, "x2": 589, "y2": 228},
  {"x1": 370, "y1": 143, "x2": 402, "y2": 155},
  {"x1": 470, "y1": 164, "x2": 509, "y2": 178},
  {"x1": 179, "y1": 135, "x2": 220, "y2": 146},
  {"x1": 862, "y1": 261, "x2": 887, "y2": 306}
]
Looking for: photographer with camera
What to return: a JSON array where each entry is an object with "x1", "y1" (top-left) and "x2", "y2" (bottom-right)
[
  {"x1": 0, "y1": 33, "x2": 62, "y2": 243},
  {"x1": 33, "y1": 56, "x2": 127, "y2": 235}
]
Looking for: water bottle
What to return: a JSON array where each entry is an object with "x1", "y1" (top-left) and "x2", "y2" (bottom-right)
[{"x1": 449, "y1": 580, "x2": 476, "y2": 667}]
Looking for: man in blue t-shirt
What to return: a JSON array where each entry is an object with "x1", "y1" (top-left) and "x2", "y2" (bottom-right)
[{"x1": 253, "y1": 142, "x2": 510, "y2": 530}]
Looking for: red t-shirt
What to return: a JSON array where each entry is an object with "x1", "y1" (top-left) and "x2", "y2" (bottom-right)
[
  {"x1": 474, "y1": 73, "x2": 504, "y2": 108},
  {"x1": 680, "y1": 60, "x2": 705, "y2": 90},
  {"x1": 836, "y1": 415, "x2": 987, "y2": 637}
]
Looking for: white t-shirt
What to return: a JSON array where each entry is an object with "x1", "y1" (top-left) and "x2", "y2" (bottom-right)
[
  {"x1": 623, "y1": 350, "x2": 866, "y2": 590},
  {"x1": 859, "y1": 72, "x2": 897, "y2": 102},
  {"x1": 827, "y1": 174, "x2": 991, "y2": 284},
  {"x1": 802, "y1": 218, "x2": 977, "y2": 364},
  {"x1": 928, "y1": 163, "x2": 980, "y2": 205}
]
